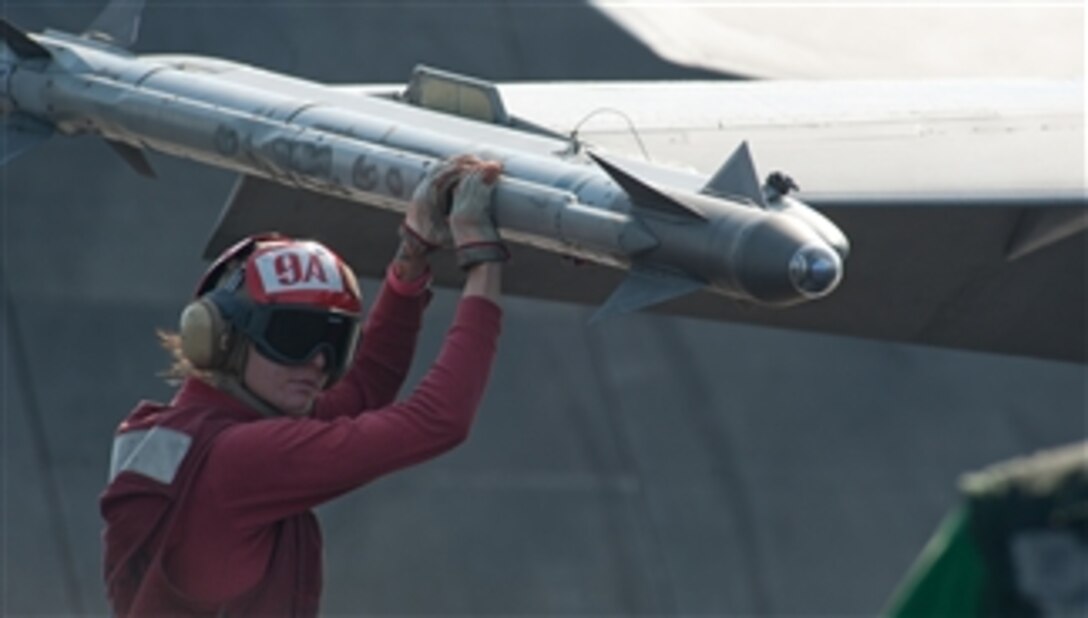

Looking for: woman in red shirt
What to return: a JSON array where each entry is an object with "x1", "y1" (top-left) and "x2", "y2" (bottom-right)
[{"x1": 101, "y1": 158, "x2": 506, "y2": 616}]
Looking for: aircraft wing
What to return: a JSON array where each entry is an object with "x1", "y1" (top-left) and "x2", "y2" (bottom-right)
[
  {"x1": 207, "y1": 79, "x2": 1086, "y2": 363},
  {"x1": 590, "y1": 3, "x2": 1082, "y2": 80}
]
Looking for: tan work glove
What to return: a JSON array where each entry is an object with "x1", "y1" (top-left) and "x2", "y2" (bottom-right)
[
  {"x1": 449, "y1": 164, "x2": 508, "y2": 270},
  {"x1": 401, "y1": 156, "x2": 478, "y2": 254}
]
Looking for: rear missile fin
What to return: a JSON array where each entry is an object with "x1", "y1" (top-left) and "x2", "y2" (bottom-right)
[
  {"x1": 1, "y1": 114, "x2": 54, "y2": 166},
  {"x1": 0, "y1": 19, "x2": 52, "y2": 60},
  {"x1": 588, "y1": 151, "x2": 707, "y2": 222},
  {"x1": 589, "y1": 265, "x2": 705, "y2": 324},
  {"x1": 702, "y1": 141, "x2": 768, "y2": 209},
  {"x1": 84, "y1": 0, "x2": 146, "y2": 48},
  {"x1": 106, "y1": 139, "x2": 157, "y2": 178}
]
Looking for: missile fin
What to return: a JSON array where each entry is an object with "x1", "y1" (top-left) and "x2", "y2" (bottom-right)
[
  {"x1": 84, "y1": 0, "x2": 146, "y2": 48},
  {"x1": 1, "y1": 113, "x2": 53, "y2": 166},
  {"x1": 106, "y1": 139, "x2": 157, "y2": 178},
  {"x1": 0, "y1": 19, "x2": 52, "y2": 60},
  {"x1": 589, "y1": 265, "x2": 705, "y2": 324},
  {"x1": 588, "y1": 151, "x2": 707, "y2": 221},
  {"x1": 702, "y1": 141, "x2": 768, "y2": 209}
]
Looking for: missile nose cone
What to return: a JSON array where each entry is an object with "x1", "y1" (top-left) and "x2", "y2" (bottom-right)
[
  {"x1": 788, "y1": 245, "x2": 843, "y2": 298},
  {"x1": 731, "y1": 215, "x2": 845, "y2": 306}
]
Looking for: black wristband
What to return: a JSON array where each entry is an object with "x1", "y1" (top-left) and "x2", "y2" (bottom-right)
[{"x1": 456, "y1": 242, "x2": 510, "y2": 270}]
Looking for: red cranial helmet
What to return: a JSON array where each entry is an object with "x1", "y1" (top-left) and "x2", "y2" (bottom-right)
[
  {"x1": 181, "y1": 233, "x2": 363, "y2": 385},
  {"x1": 242, "y1": 238, "x2": 362, "y2": 314}
]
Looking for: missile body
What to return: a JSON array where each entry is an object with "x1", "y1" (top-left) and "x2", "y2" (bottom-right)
[{"x1": 1, "y1": 25, "x2": 848, "y2": 317}]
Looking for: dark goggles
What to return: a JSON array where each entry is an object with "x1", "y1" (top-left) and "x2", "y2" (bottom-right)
[{"x1": 239, "y1": 305, "x2": 361, "y2": 381}]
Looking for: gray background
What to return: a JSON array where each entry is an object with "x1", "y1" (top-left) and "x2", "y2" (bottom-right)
[{"x1": 2, "y1": 2, "x2": 1084, "y2": 616}]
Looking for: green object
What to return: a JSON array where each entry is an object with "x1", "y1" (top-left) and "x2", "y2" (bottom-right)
[
  {"x1": 884, "y1": 505, "x2": 986, "y2": 617},
  {"x1": 884, "y1": 442, "x2": 1088, "y2": 617}
]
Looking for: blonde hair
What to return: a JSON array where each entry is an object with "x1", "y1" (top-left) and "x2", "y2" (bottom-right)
[{"x1": 156, "y1": 329, "x2": 212, "y2": 385}]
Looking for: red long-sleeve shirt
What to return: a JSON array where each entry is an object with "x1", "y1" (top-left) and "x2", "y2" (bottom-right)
[{"x1": 101, "y1": 272, "x2": 502, "y2": 614}]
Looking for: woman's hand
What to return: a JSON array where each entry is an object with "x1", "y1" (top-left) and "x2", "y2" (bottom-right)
[{"x1": 449, "y1": 162, "x2": 507, "y2": 271}]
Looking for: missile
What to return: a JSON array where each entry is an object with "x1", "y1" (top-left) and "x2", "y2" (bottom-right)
[{"x1": 0, "y1": 3, "x2": 848, "y2": 320}]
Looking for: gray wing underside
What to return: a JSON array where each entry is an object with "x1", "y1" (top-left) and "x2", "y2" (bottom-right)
[{"x1": 205, "y1": 176, "x2": 1086, "y2": 364}]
